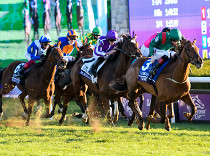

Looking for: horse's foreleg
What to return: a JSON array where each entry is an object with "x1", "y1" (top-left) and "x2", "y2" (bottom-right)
[
  {"x1": 26, "y1": 98, "x2": 35, "y2": 126},
  {"x1": 113, "y1": 101, "x2": 119, "y2": 123},
  {"x1": 167, "y1": 103, "x2": 174, "y2": 119},
  {"x1": 180, "y1": 93, "x2": 197, "y2": 121},
  {"x1": 59, "y1": 97, "x2": 70, "y2": 126},
  {"x1": 18, "y1": 92, "x2": 28, "y2": 120},
  {"x1": 128, "y1": 91, "x2": 144, "y2": 130},
  {"x1": 0, "y1": 93, "x2": 3, "y2": 117},
  {"x1": 128, "y1": 113, "x2": 135, "y2": 126},
  {"x1": 50, "y1": 93, "x2": 61, "y2": 117}
]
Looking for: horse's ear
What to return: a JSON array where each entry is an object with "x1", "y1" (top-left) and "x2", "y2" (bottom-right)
[
  {"x1": 121, "y1": 34, "x2": 127, "y2": 41},
  {"x1": 193, "y1": 39, "x2": 196, "y2": 44}
]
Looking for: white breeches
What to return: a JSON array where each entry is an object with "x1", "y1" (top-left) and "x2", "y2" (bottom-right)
[
  {"x1": 64, "y1": 56, "x2": 75, "y2": 63},
  {"x1": 153, "y1": 48, "x2": 176, "y2": 60}
]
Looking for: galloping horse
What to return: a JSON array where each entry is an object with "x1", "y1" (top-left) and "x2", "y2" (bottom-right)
[
  {"x1": 71, "y1": 35, "x2": 140, "y2": 124},
  {"x1": 43, "y1": 6, "x2": 50, "y2": 35},
  {"x1": 77, "y1": 0, "x2": 84, "y2": 37},
  {"x1": 23, "y1": 8, "x2": 31, "y2": 46},
  {"x1": 66, "y1": 0, "x2": 73, "y2": 30},
  {"x1": 50, "y1": 44, "x2": 94, "y2": 125},
  {"x1": 54, "y1": 0, "x2": 61, "y2": 38},
  {"x1": 114, "y1": 39, "x2": 203, "y2": 130},
  {"x1": 0, "y1": 46, "x2": 67, "y2": 126}
]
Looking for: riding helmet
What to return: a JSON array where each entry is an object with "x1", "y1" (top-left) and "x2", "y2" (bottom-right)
[
  {"x1": 92, "y1": 27, "x2": 102, "y2": 35},
  {"x1": 169, "y1": 29, "x2": 182, "y2": 41},
  {"x1": 39, "y1": 35, "x2": 52, "y2": 43},
  {"x1": 67, "y1": 29, "x2": 78, "y2": 37},
  {"x1": 106, "y1": 30, "x2": 118, "y2": 40}
]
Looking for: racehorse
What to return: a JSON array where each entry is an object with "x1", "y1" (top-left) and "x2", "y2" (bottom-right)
[
  {"x1": 0, "y1": 46, "x2": 67, "y2": 126},
  {"x1": 66, "y1": 0, "x2": 73, "y2": 30},
  {"x1": 32, "y1": 9, "x2": 39, "y2": 40},
  {"x1": 43, "y1": 6, "x2": 50, "y2": 35},
  {"x1": 71, "y1": 34, "x2": 140, "y2": 124},
  {"x1": 50, "y1": 44, "x2": 94, "y2": 125},
  {"x1": 23, "y1": 8, "x2": 31, "y2": 47},
  {"x1": 54, "y1": 0, "x2": 61, "y2": 38},
  {"x1": 77, "y1": 0, "x2": 84, "y2": 38},
  {"x1": 113, "y1": 39, "x2": 203, "y2": 130}
]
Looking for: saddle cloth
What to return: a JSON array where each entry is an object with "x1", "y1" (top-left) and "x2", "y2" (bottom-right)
[
  {"x1": 79, "y1": 57, "x2": 106, "y2": 83},
  {"x1": 138, "y1": 58, "x2": 169, "y2": 84}
]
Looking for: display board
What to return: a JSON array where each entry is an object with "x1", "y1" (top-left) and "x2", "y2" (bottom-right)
[{"x1": 129, "y1": 0, "x2": 210, "y2": 58}]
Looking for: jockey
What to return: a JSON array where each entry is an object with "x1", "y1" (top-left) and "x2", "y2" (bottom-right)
[
  {"x1": 148, "y1": 28, "x2": 182, "y2": 78},
  {"x1": 57, "y1": 29, "x2": 82, "y2": 63},
  {"x1": 81, "y1": 27, "x2": 102, "y2": 47},
  {"x1": 17, "y1": 35, "x2": 52, "y2": 77},
  {"x1": 89, "y1": 30, "x2": 118, "y2": 76},
  {"x1": 141, "y1": 27, "x2": 171, "y2": 57}
]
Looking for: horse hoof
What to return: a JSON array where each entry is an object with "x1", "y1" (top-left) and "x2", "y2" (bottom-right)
[
  {"x1": 48, "y1": 116, "x2": 54, "y2": 120},
  {"x1": 82, "y1": 113, "x2": 88, "y2": 123},
  {"x1": 138, "y1": 122, "x2": 145, "y2": 130},
  {"x1": 128, "y1": 120, "x2": 133, "y2": 126},
  {"x1": 0, "y1": 112, "x2": 3, "y2": 117},
  {"x1": 58, "y1": 108, "x2": 63, "y2": 114},
  {"x1": 26, "y1": 122, "x2": 29, "y2": 126},
  {"x1": 59, "y1": 120, "x2": 63, "y2": 126},
  {"x1": 165, "y1": 127, "x2": 171, "y2": 131},
  {"x1": 184, "y1": 112, "x2": 192, "y2": 121},
  {"x1": 146, "y1": 124, "x2": 150, "y2": 130}
]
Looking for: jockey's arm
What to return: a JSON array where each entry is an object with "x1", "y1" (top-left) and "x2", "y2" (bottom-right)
[
  {"x1": 94, "y1": 39, "x2": 106, "y2": 57},
  {"x1": 149, "y1": 34, "x2": 162, "y2": 56},
  {"x1": 30, "y1": 47, "x2": 40, "y2": 60}
]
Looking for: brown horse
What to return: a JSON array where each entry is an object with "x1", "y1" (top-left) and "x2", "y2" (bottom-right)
[
  {"x1": 43, "y1": 7, "x2": 50, "y2": 35},
  {"x1": 66, "y1": 0, "x2": 73, "y2": 30},
  {"x1": 71, "y1": 34, "x2": 140, "y2": 124},
  {"x1": 77, "y1": 0, "x2": 84, "y2": 38},
  {"x1": 54, "y1": 0, "x2": 61, "y2": 38},
  {"x1": 114, "y1": 39, "x2": 203, "y2": 130},
  {"x1": 23, "y1": 9, "x2": 31, "y2": 46},
  {"x1": 0, "y1": 46, "x2": 67, "y2": 126},
  {"x1": 50, "y1": 44, "x2": 93, "y2": 125}
]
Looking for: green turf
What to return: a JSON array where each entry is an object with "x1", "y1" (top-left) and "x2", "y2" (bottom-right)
[{"x1": 0, "y1": 98, "x2": 210, "y2": 155}]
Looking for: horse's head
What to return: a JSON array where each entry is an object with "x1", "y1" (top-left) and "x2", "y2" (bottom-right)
[
  {"x1": 47, "y1": 46, "x2": 67, "y2": 69},
  {"x1": 118, "y1": 34, "x2": 141, "y2": 59},
  {"x1": 78, "y1": 43, "x2": 94, "y2": 57},
  {"x1": 178, "y1": 39, "x2": 203, "y2": 69}
]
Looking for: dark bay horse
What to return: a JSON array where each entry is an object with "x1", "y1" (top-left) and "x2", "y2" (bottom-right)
[
  {"x1": 66, "y1": 0, "x2": 73, "y2": 30},
  {"x1": 0, "y1": 46, "x2": 67, "y2": 126},
  {"x1": 54, "y1": 0, "x2": 61, "y2": 38},
  {"x1": 114, "y1": 39, "x2": 203, "y2": 130},
  {"x1": 50, "y1": 44, "x2": 94, "y2": 125},
  {"x1": 77, "y1": 0, "x2": 84, "y2": 37},
  {"x1": 43, "y1": 7, "x2": 50, "y2": 35},
  {"x1": 71, "y1": 35, "x2": 140, "y2": 124},
  {"x1": 23, "y1": 9, "x2": 31, "y2": 46}
]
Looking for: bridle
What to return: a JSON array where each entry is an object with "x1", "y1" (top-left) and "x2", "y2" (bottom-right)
[{"x1": 116, "y1": 39, "x2": 140, "y2": 58}]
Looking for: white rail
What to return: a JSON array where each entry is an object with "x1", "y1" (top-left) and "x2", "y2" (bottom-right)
[{"x1": 189, "y1": 77, "x2": 210, "y2": 83}]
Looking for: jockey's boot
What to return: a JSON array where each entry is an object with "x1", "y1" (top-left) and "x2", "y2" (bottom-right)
[
  {"x1": 89, "y1": 57, "x2": 104, "y2": 76},
  {"x1": 17, "y1": 66, "x2": 27, "y2": 77}
]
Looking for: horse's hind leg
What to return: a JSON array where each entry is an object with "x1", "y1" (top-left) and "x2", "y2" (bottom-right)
[
  {"x1": 50, "y1": 92, "x2": 61, "y2": 118},
  {"x1": 180, "y1": 93, "x2": 197, "y2": 121},
  {"x1": 43, "y1": 98, "x2": 51, "y2": 118},
  {"x1": 18, "y1": 92, "x2": 28, "y2": 120}
]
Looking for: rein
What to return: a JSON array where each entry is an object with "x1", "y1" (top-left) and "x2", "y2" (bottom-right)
[{"x1": 116, "y1": 40, "x2": 138, "y2": 58}]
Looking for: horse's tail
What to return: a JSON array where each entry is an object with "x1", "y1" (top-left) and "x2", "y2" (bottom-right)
[
  {"x1": 0, "y1": 67, "x2": 6, "y2": 84},
  {"x1": 111, "y1": 76, "x2": 128, "y2": 92}
]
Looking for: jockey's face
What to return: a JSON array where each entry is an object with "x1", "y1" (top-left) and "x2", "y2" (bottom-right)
[
  {"x1": 108, "y1": 39, "x2": 116, "y2": 45},
  {"x1": 68, "y1": 36, "x2": 76, "y2": 44},
  {"x1": 171, "y1": 40, "x2": 179, "y2": 45},
  {"x1": 41, "y1": 42, "x2": 50, "y2": 49},
  {"x1": 93, "y1": 34, "x2": 100, "y2": 40}
]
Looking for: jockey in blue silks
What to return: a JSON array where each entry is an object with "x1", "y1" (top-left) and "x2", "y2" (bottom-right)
[
  {"x1": 17, "y1": 35, "x2": 52, "y2": 77},
  {"x1": 89, "y1": 30, "x2": 118, "y2": 76}
]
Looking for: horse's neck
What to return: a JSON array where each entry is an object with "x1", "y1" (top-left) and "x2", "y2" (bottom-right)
[
  {"x1": 113, "y1": 52, "x2": 131, "y2": 77},
  {"x1": 171, "y1": 53, "x2": 190, "y2": 82},
  {"x1": 42, "y1": 60, "x2": 56, "y2": 85}
]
